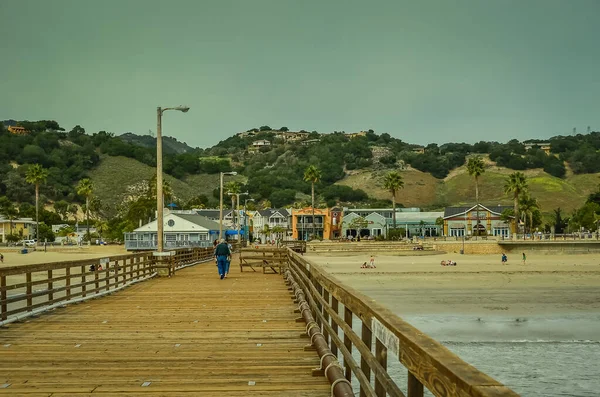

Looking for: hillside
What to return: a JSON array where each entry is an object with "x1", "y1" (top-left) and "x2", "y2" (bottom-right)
[
  {"x1": 88, "y1": 155, "x2": 247, "y2": 211},
  {"x1": 119, "y1": 133, "x2": 196, "y2": 154},
  {"x1": 337, "y1": 161, "x2": 599, "y2": 214}
]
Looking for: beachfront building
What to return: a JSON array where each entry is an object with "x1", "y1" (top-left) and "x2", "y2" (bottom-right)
[
  {"x1": 250, "y1": 209, "x2": 292, "y2": 243},
  {"x1": 291, "y1": 207, "x2": 343, "y2": 241},
  {"x1": 341, "y1": 208, "x2": 443, "y2": 238},
  {"x1": 124, "y1": 212, "x2": 223, "y2": 250},
  {"x1": 341, "y1": 212, "x2": 387, "y2": 238},
  {"x1": 0, "y1": 217, "x2": 35, "y2": 242},
  {"x1": 443, "y1": 204, "x2": 513, "y2": 238}
]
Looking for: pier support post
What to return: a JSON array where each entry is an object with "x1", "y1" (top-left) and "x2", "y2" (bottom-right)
[{"x1": 153, "y1": 251, "x2": 175, "y2": 277}]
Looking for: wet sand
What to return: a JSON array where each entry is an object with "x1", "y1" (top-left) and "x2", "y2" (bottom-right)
[{"x1": 305, "y1": 252, "x2": 600, "y2": 315}]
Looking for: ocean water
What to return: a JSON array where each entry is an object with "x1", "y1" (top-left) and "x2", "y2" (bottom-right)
[{"x1": 399, "y1": 313, "x2": 600, "y2": 396}]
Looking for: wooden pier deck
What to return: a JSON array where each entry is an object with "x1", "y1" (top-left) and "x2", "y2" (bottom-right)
[{"x1": 0, "y1": 256, "x2": 329, "y2": 396}]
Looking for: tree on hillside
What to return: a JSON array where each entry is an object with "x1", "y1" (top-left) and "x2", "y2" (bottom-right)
[
  {"x1": 504, "y1": 172, "x2": 528, "y2": 238},
  {"x1": 467, "y1": 156, "x2": 485, "y2": 203},
  {"x1": 279, "y1": 127, "x2": 289, "y2": 132},
  {"x1": 77, "y1": 178, "x2": 94, "y2": 242},
  {"x1": 25, "y1": 164, "x2": 49, "y2": 240},
  {"x1": 0, "y1": 197, "x2": 19, "y2": 238},
  {"x1": 382, "y1": 171, "x2": 404, "y2": 229},
  {"x1": 519, "y1": 194, "x2": 539, "y2": 234},
  {"x1": 303, "y1": 165, "x2": 321, "y2": 240},
  {"x1": 552, "y1": 208, "x2": 568, "y2": 234},
  {"x1": 53, "y1": 200, "x2": 70, "y2": 221},
  {"x1": 467, "y1": 156, "x2": 486, "y2": 236},
  {"x1": 148, "y1": 174, "x2": 173, "y2": 204}
]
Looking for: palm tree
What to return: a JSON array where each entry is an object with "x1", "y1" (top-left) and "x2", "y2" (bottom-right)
[
  {"x1": 382, "y1": 171, "x2": 404, "y2": 229},
  {"x1": 25, "y1": 164, "x2": 49, "y2": 241},
  {"x1": 504, "y1": 172, "x2": 528, "y2": 238},
  {"x1": 303, "y1": 165, "x2": 321, "y2": 240},
  {"x1": 466, "y1": 156, "x2": 485, "y2": 203},
  {"x1": 519, "y1": 194, "x2": 539, "y2": 236},
  {"x1": 76, "y1": 178, "x2": 94, "y2": 242},
  {"x1": 0, "y1": 197, "x2": 19, "y2": 239}
]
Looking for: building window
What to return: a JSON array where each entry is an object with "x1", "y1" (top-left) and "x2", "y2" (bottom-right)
[
  {"x1": 493, "y1": 227, "x2": 509, "y2": 237},
  {"x1": 168, "y1": 219, "x2": 175, "y2": 227},
  {"x1": 450, "y1": 228, "x2": 465, "y2": 237}
]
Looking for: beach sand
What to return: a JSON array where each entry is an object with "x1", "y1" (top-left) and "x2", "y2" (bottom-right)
[
  {"x1": 305, "y1": 252, "x2": 600, "y2": 315},
  {"x1": 0, "y1": 245, "x2": 128, "y2": 267}
]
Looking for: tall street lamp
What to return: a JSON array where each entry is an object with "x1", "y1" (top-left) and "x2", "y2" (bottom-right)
[
  {"x1": 244, "y1": 198, "x2": 255, "y2": 242},
  {"x1": 228, "y1": 192, "x2": 248, "y2": 241},
  {"x1": 156, "y1": 106, "x2": 189, "y2": 252},
  {"x1": 219, "y1": 171, "x2": 237, "y2": 240}
]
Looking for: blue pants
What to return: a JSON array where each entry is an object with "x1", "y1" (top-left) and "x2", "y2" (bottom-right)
[
  {"x1": 225, "y1": 259, "x2": 231, "y2": 274},
  {"x1": 217, "y1": 256, "x2": 228, "y2": 279}
]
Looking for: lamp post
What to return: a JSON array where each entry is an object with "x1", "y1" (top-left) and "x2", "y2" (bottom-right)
[
  {"x1": 244, "y1": 198, "x2": 255, "y2": 242},
  {"x1": 228, "y1": 192, "x2": 248, "y2": 242},
  {"x1": 219, "y1": 171, "x2": 237, "y2": 240},
  {"x1": 156, "y1": 106, "x2": 189, "y2": 252}
]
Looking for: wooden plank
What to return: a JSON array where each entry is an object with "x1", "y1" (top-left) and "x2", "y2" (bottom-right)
[
  {"x1": 360, "y1": 322, "x2": 373, "y2": 397},
  {"x1": 375, "y1": 338, "x2": 387, "y2": 397}
]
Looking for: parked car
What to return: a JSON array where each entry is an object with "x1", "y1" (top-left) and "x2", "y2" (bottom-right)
[{"x1": 18, "y1": 240, "x2": 37, "y2": 247}]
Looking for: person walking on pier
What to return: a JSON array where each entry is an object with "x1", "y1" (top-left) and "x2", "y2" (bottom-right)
[{"x1": 214, "y1": 239, "x2": 231, "y2": 280}]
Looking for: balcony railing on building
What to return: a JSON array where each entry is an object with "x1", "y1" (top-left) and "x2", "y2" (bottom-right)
[
  {"x1": 295, "y1": 223, "x2": 324, "y2": 229},
  {"x1": 124, "y1": 233, "x2": 213, "y2": 250}
]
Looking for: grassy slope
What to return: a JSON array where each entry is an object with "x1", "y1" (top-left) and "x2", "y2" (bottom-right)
[
  {"x1": 338, "y1": 164, "x2": 599, "y2": 214},
  {"x1": 91, "y1": 155, "x2": 598, "y2": 215},
  {"x1": 89, "y1": 155, "x2": 247, "y2": 208}
]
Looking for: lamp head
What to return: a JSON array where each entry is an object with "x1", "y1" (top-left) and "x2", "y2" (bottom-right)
[{"x1": 175, "y1": 106, "x2": 190, "y2": 113}]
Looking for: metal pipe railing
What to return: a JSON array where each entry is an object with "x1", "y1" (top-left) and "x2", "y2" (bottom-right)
[{"x1": 283, "y1": 268, "x2": 355, "y2": 397}]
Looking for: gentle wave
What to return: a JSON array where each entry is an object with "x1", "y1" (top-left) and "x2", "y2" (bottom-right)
[{"x1": 442, "y1": 339, "x2": 600, "y2": 344}]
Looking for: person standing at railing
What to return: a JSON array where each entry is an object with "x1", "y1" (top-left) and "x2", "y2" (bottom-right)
[{"x1": 214, "y1": 239, "x2": 231, "y2": 280}]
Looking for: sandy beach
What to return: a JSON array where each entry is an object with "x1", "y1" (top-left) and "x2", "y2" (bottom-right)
[
  {"x1": 306, "y1": 252, "x2": 600, "y2": 315},
  {"x1": 0, "y1": 245, "x2": 128, "y2": 267}
]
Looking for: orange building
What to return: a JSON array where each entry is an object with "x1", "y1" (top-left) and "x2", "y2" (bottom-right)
[
  {"x1": 291, "y1": 207, "x2": 343, "y2": 240},
  {"x1": 8, "y1": 126, "x2": 28, "y2": 135}
]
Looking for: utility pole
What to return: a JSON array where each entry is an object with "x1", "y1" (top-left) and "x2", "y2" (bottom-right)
[{"x1": 228, "y1": 192, "x2": 248, "y2": 241}]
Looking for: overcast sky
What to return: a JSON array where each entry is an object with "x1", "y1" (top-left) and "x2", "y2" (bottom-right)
[{"x1": 1, "y1": 0, "x2": 599, "y2": 148}]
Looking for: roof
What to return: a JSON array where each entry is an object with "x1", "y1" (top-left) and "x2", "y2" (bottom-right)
[
  {"x1": 0, "y1": 217, "x2": 35, "y2": 224},
  {"x1": 195, "y1": 209, "x2": 232, "y2": 218},
  {"x1": 257, "y1": 208, "x2": 290, "y2": 217},
  {"x1": 176, "y1": 214, "x2": 223, "y2": 230},
  {"x1": 444, "y1": 205, "x2": 513, "y2": 219},
  {"x1": 394, "y1": 212, "x2": 444, "y2": 223}
]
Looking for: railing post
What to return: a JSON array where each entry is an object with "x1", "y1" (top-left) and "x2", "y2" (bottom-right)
[
  {"x1": 47, "y1": 269, "x2": 53, "y2": 302},
  {"x1": 94, "y1": 268, "x2": 99, "y2": 294},
  {"x1": 360, "y1": 322, "x2": 372, "y2": 397},
  {"x1": 105, "y1": 264, "x2": 110, "y2": 291},
  {"x1": 66, "y1": 267, "x2": 71, "y2": 300},
  {"x1": 408, "y1": 372, "x2": 424, "y2": 397},
  {"x1": 114, "y1": 260, "x2": 119, "y2": 288},
  {"x1": 26, "y1": 272, "x2": 32, "y2": 311},
  {"x1": 375, "y1": 338, "x2": 387, "y2": 396},
  {"x1": 1, "y1": 275, "x2": 7, "y2": 320},
  {"x1": 344, "y1": 306, "x2": 353, "y2": 382},
  {"x1": 331, "y1": 296, "x2": 339, "y2": 357},
  {"x1": 81, "y1": 265, "x2": 86, "y2": 298},
  {"x1": 323, "y1": 289, "x2": 330, "y2": 347}
]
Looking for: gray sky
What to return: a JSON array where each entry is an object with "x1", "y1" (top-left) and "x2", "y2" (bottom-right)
[{"x1": 1, "y1": 0, "x2": 599, "y2": 148}]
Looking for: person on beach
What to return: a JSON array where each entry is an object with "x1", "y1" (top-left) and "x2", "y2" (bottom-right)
[
  {"x1": 522, "y1": 252, "x2": 527, "y2": 265},
  {"x1": 369, "y1": 255, "x2": 376, "y2": 268},
  {"x1": 214, "y1": 239, "x2": 231, "y2": 280},
  {"x1": 0, "y1": 253, "x2": 3, "y2": 263},
  {"x1": 361, "y1": 262, "x2": 367, "y2": 268},
  {"x1": 501, "y1": 253, "x2": 507, "y2": 264}
]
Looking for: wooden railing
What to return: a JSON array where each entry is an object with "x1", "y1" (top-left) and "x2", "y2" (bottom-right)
[
  {"x1": 286, "y1": 249, "x2": 518, "y2": 397},
  {"x1": 0, "y1": 247, "x2": 214, "y2": 324}
]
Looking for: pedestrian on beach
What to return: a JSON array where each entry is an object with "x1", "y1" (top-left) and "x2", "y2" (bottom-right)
[
  {"x1": 0, "y1": 253, "x2": 3, "y2": 263},
  {"x1": 501, "y1": 253, "x2": 507, "y2": 264},
  {"x1": 369, "y1": 255, "x2": 376, "y2": 268},
  {"x1": 522, "y1": 252, "x2": 526, "y2": 265},
  {"x1": 214, "y1": 239, "x2": 231, "y2": 280}
]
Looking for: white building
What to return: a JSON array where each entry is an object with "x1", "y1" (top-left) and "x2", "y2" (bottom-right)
[
  {"x1": 124, "y1": 212, "x2": 224, "y2": 250},
  {"x1": 250, "y1": 209, "x2": 291, "y2": 243}
]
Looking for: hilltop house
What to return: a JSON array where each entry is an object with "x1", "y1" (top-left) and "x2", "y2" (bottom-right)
[
  {"x1": 124, "y1": 212, "x2": 224, "y2": 250},
  {"x1": 248, "y1": 139, "x2": 271, "y2": 154},
  {"x1": 523, "y1": 142, "x2": 552, "y2": 155},
  {"x1": 7, "y1": 126, "x2": 28, "y2": 135}
]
